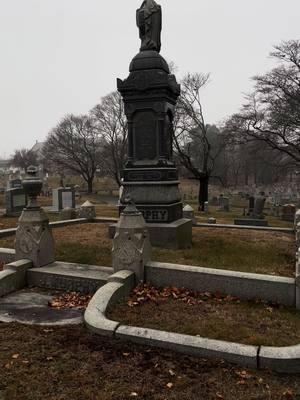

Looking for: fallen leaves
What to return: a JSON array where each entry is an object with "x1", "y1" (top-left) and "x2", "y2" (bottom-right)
[
  {"x1": 126, "y1": 283, "x2": 241, "y2": 308},
  {"x1": 48, "y1": 292, "x2": 93, "y2": 310}
]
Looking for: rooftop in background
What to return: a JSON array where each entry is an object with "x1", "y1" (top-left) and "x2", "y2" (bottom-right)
[{"x1": 31, "y1": 141, "x2": 45, "y2": 158}]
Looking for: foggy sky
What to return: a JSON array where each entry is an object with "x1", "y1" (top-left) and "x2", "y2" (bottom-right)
[{"x1": 0, "y1": 0, "x2": 299, "y2": 157}]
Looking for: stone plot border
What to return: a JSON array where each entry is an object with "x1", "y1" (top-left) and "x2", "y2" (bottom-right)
[
  {"x1": 85, "y1": 268, "x2": 300, "y2": 373},
  {"x1": 194, "y1": 222, "x2": 294, "y2": 234}
]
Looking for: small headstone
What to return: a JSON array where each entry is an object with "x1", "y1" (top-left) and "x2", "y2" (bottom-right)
[
  {"x1": 251, "y1": 195, "x2": 266, "y2": 219},
  {"x1": 52, "y1": 187, "x2": 75, "y2": 212},
  {"x1": 78, "y1": 201, "x2": 96, "y2": 221},
  {"x1": 112, "y1": 202, "x2": 151, "y2": 282},
  {"x1": 5, "y1": 187, "x2": 27, "y2": 217},
  {"x1": 208, "y1": 217, "x2": 216, "y2": 224},
  {"x1": 183, "y1": 204, "x2": 196, "y2": 224},
  {"x1": 248, "y1": 196, "x2": 255, "y2": 215},
  {"x1": 281, "y1": 204, "x2": 296, "y2": 222},
  {"x1": 218, "y1": 196, "x2": 230, "y2": 212}
]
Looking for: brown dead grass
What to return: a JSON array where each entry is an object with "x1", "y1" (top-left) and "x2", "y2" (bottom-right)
[
  {"x1": 0, "y1": 323, "x2": 300, "y2": 400},
  {"x1": 108, "y1": 285, "x2": 300, "y2": 347},
  {"x1": 0, "y1": 223, "x2": 295, "y2": 276}
]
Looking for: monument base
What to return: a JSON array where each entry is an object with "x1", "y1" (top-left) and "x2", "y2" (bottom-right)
[
  {"x1": 119, "y1": 201, "x2": 182, "y2": 224},
  {"x1": 234, "y1": 218, "x2": 269, "y2": 227},
  {"x1": 109, "y1": 218, "x2": 192, "y2": 250}
]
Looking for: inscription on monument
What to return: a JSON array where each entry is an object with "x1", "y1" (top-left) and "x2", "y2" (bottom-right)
[
  {"x1": 134, "y1": 111, "x2": 157, "y2": 160},
  {"x1": 140, "y1": 209, "x2": 168, "y2": 222}
]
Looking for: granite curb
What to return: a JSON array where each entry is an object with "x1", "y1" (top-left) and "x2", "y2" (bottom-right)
[
  {"x1": 194, "y1": 223, "x2": 294, "y2": 234},
  {"x1": 84, "y1": 270, "x2": 300, "y2": 373}
]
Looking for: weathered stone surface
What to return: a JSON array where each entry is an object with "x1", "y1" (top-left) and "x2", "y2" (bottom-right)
[
  {"x1": 110, "y1": 218, "x2": 192, "y2": 249},
  {"x1": 115, "y1": 325, "x2": 259, "y2": 369},
  {"x1": 15, "y1": 167, "x2": 55, "y2": 268},
  {"x1": 77, "y1": 200, "x2": 96, "y2": 220},
  {"x1": 27, "y1": 261, "x2": 112, "y2": 293},
  {"x1": 259, "y1": 345, "x2": 300, "y2": 373},
  {"x1": 295, "y1": 209, "x2": 300, "y2": 227},
  {"x1": 59, "y1": 207, "x2": 77, "y2": 221},
  {"x1": 112, "y1": 204, "x2": 151, "y2": 281},
  {"x1": 183, "y1": 204, "x2": 196, "y2": 224},
  {"x1": 0, "y1": 259, "x2": 32, "y2": 298},
  {"x1": 5, "y1": 187, "x2": 27, "y2": 217},
  {"x1": 52, "y1": 187, "x2": 75, "y2": 212},
  {"x1": 145, "y1": 261, "x2": 295, "y2": 306},
  {"x1": 84, "y1": 273, "x2": 135, "y2": 336},
  {"x1": 0, "y1": 248, "x2": 16, "y2": 264},
  {"x1": 281, "y1": 204, "x2": 296, "y2": 222},
  {"x1": 117, "y1": 3, "x2": 182, "y2": 224},
  {"x1": 0, "y1": 288, "x2": 83, "y2": 325},
  {"x1": 252, "y1": 195, "x2": 266, "y2": 219}
]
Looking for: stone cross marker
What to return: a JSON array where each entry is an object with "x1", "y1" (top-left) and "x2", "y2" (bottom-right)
[{"x1": 15, "y1": 166, "x2": 55, "y2": 268}]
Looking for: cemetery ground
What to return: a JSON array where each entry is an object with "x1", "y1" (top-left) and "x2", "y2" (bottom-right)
[
  {"x1": 0, "y1": 223, "x2": 294, "y2": 277},
  {"x1": 1, "y1": 323, "x2": 300, "y2": 400}
]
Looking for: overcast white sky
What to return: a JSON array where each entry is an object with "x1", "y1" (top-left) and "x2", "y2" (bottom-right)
[{"x1": 0, "y1": 0, "x2": 299, "y2": 158}]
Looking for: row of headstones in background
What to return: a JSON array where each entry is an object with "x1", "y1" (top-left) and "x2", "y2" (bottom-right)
[{"x1": 5, "y1": 178, "x2": 27, "y2": 217}]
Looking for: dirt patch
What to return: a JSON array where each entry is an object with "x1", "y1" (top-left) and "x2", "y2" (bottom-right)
[
  {"x1": 0, "y1": 323, "x2": 299, "y2": 400},
  {"x1": 108, "y1": 284, "x2": 300, "y2": 347}
]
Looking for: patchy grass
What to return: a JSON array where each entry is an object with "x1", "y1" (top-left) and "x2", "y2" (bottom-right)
[
  {"x1": 0, "y1": 224, "x2": 295, "y2": 276},
  {"x1": 108, "y1": 284, "x2": 300, "y2": 347},
  {"x1": 0, "y1": 323, "x2": 300, "y2": 400}
]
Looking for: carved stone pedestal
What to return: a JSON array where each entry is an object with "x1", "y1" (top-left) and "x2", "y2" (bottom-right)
[{"x1": 15, "y1": 166, "x2": 55, "y2": 268}]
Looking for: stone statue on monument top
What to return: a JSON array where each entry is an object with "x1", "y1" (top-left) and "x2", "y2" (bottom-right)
[{"x1": 136, "y1": 0, "x2": 162, "y2": 53}]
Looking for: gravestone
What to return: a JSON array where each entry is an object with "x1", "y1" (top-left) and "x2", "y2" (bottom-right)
[
  {"x1": 234, "y1": 194, "x2": 268, "y2": 226},
  {"x1": 52, "y1": 187, "x2": 75, "y2": 212},
  {"x1": 112, "y1": 202, "x2": 151, "y2": 282},
  {"x1": 115, "y1": 0, "x2": 192, "y2": 248},
  {"x1": 59, "y1": 207, "x2": 77, "y2": 221},
  {"x1": 281, "y1": 204, "x2": 296, "y2": 222},
  {"x1": 204, "y1": 201, "x2": 209, "y2": 213},
  {"x1": 218, "y1": 196, "x2": 230, "y2": 212},
  {"x1": 5, "y1": 178, "x2": 27, "y2": 217},
  {"x1": 15, "y1": 166, "x2": 55, "y2": 267},
  {"x1": 248, "y1": 196, "x2": 255, "y2": 215}
]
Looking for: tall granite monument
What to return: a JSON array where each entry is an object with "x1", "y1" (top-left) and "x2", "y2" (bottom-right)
[
  {"x1": 116, "y1": 0, "x2": 191, "y2": 248},
  {"x1": 118, "y1": 0, "x2": 182, "y2": 224}
]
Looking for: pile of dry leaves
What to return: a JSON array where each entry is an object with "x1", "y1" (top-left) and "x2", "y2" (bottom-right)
[
  {"x1": 126, "y1": 283, "x2": 240, "y2": 307},
  {"x1": 48, "y1": 292, "x2": 93, "y2": 310}
]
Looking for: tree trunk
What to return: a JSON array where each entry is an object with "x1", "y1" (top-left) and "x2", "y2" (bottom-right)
[
  {"x1": 87, "y1": 178, "x2": 93, "y2": 194},
  {"x1": 198, "y1": 176, "x2": 209, "y2": 211}
]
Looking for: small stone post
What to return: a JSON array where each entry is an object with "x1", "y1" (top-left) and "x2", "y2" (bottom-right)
[
  {"x1": 15, "y1": 166, "x2": 55, "y2": 267},
  {"x1": 183, "y1": 204, "x2": 196, "y2": 225},
  {"x1": 112, "y1": 202, "x2": 151, "y2": 282},
  {"x1": 78, "y1": 200, "x2": 96, "y2": 221}
]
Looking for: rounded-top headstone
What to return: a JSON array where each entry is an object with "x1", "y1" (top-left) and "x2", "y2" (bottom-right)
[{"x1": 183, "y1": 204, "x2": 194, "y2": 212}]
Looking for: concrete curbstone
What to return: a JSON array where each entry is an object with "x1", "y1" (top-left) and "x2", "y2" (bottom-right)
[
  {"x1": 115, "y1": 325, "x2": 259, "y2": 369},
  {"x1": 0, "y1": 259, "x2": 32, "y2": 297},
  {"x1": 84, "y1": 274, "x2": 135, "y2": 337},
  {"x1": 0, "y1": 248, "x2": 16, "y2": 264},
  {"x1": 146, "y1": 262, "x2": 296, "y2": 307},
  {"x1": 259, "y1": 344, "x2": 300, "y2": 373}
]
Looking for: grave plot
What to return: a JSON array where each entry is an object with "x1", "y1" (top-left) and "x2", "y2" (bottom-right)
[{"x1": 107, "y1": 283, "x2": 300, "y2": 347}]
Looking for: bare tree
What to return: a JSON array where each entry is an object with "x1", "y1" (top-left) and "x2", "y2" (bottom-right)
[
  {"x1": 173, "y1": 73, "x2": 225, "y2": 210},
  {"x1": 43, "y1": 114, "x2": 102, "y2": 193},
  {"x1": 91, "y1": 91, "x2": 127, "y2": 187},
  {"x1": 226, "y1": 40, "x2": 300, "y2": 165},
  {"x1": 11, "y1": 148, "x2": 38, "y2": 171}
]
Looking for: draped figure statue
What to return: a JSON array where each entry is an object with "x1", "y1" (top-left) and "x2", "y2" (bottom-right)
[{"x1": 136, "y1": 0, "x2": 162, "y2": 53}]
